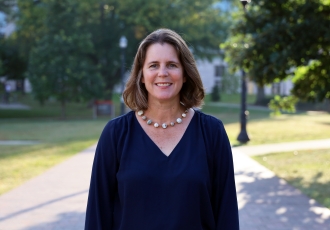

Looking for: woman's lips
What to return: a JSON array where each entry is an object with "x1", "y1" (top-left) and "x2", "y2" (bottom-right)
[{"x1": 156, "y1": 83, "x2": 172, "y2": 87}]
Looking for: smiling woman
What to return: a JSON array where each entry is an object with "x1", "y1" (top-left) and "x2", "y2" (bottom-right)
[
  {"x1": 85, "y1": 28, "x2": 239, "y2": 230},
  {"x1": 141, "y1": 43, "x2": 185, "y2": 104}
]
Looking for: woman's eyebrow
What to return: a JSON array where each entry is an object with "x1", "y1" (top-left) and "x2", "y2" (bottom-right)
[{"x1": 145, "y1": 61, "x2": 159, "y2": 65}]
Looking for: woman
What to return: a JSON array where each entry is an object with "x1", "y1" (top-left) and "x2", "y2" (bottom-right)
[{"x1": 85, "y1": 28, "x2": 239, "y2": 230}]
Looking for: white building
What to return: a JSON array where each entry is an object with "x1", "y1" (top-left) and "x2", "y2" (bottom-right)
[
  {"x1": 197, "y1": 56, "x2": 294, "y2": 96},
  {"x1": 196, "y1": 57, "x2": 227, "y2": 94}
]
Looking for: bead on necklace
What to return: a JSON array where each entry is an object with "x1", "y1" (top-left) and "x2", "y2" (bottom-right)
[{"x1": 137, "y1": 109, "x2": 189, "y2": 129}]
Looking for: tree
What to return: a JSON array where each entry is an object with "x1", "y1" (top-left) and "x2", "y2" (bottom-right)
[
  {"x1": 221, "y1": 0, "x2": 330, "y2": 103},
  {"x1": 0, "y1": 0, "x2": 27, "y2": 89},
  {"x1": 0, "y1": 0, "x2": 15, "y2": 14},
  {"x1": 26, "y1": 0, "x2": 104, "y2": 118},
  {"x1": 292, "y1": 60, "x2": 330, "y2": 102},
  {"x1": 0, "y1": 38, "x2": 27, "y2": 82},
  {"x1": 117, "y1": 0, "x2": 229, "y2": 59},
  {"x1": 15, "y1": 0, "x2": 232, "y2": 100},
  {"x1": 79, "y1": 0, "x2": 231, "y2": 97}
]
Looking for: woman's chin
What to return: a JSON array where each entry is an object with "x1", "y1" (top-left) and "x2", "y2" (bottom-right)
[{"x1": 150, "y1": 95, "x2": 180, "y2": 103}]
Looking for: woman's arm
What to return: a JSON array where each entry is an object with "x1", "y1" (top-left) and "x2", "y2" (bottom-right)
[
  {"x1": 85, "y1": 122, "x2": 119, "y2": 230},
  {"x1": 212, "y1": 120, "x2": 240, "y2": 229}
]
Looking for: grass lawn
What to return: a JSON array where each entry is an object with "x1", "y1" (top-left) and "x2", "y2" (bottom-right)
[
  {"x1": 0, "y1": 93, "x2": 122, "y2": 119},
  {"x1": 224, "y1": 113, "x2": 330, "y2": 146},
  {"x1": 0, "y1": 119, "x2": 109, "y2": 194},
  {"x1": 253, "y1": 149, "x2": 330, "y2": 209},
  {"x1": 204, "y1": 93, "x2": 257, "y2": 104},
  {"x1": 201, "y1": 103, "x2": 330, "y2": 146},
  {"x1": 0, "y1": 93, "x2": 119, "y2": 194}
]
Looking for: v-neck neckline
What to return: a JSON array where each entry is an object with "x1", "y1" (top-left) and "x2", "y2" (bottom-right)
[{"x1": 134, "y1": 110, "x2": 196, "y2": 158}]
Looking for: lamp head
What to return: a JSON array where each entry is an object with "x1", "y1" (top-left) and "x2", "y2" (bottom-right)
[{"x1": 240, "y1": 0, "x2": 251, "y2": 8}]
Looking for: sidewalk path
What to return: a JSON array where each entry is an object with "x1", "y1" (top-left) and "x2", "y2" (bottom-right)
[
  {"x1": 0, "y1": 141, "x2": 329, "y2": 229},
  {"x1": 233, "y1": 149, "x2": 330, "y2": 230},
  {"x1": 235, "y1": 138, "x2": 330, "y2": 156},
  {"x1": 0, "y1": 103, "x2": 30, "y2": 110},
  {"x1": 0, "y1": 145, "x2": 95, "y2": 230},
  {"x1": 0, "y1": 141, "x2": 40, "y2": 146}
]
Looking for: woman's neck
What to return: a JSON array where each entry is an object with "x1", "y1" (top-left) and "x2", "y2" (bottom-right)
[{"x1": 145, "y1": 101, "x2": 185, "y2": 123}]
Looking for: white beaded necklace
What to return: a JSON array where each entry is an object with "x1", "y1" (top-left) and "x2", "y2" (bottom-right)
[{"x1": 137, "y1": 109, "x2": 188, "y2": 129}]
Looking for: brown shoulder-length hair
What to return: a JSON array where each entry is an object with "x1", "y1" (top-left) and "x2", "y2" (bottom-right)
[{"x1": 123, "y1": 28, "x2": 205, "y2": 111}]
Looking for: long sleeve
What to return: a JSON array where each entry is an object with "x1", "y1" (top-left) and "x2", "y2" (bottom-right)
[
  {"x1": 200, "y1": 114, "x2": 239, "y2": 230},
  {"x1": 213, "y1": 120, "x2": 239, "y2": 229},
  {"x1": 85, "y1": 121, "x2": 119, "y2": 230}
]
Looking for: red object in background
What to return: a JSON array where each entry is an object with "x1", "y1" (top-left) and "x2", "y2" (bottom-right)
[
  {"x1": 94, "y1": 100, "x2": 112, "y2": 105},
  {"x1": 93, "y1": 100, "x2": 114, "y2": 118}
]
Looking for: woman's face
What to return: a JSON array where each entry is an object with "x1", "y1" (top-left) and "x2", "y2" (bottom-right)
[{"x1": 142, "y1": 43, "x2": 185, "y2": 104}]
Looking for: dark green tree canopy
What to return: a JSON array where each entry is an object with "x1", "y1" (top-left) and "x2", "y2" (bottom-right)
[
  {"x1": 26, "y1": 0, "x2": 104, "y2": 117},
  {"x1": 14, "y1": 0, "x2": 231, "y2": 99},
  {"x1": 0, "y1": 0, "x2": 15, "y2": 14},
  {"x1": 222, "y1": 0, "x2": 330, "y2": 102}
]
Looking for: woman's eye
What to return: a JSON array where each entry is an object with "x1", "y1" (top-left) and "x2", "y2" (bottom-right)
[
  {"x1": 149, "y1": 64, "x2": 157, "y2": 68},
  {"x1": 168, "y1": 63, "x2": 176, "y2": 68}
]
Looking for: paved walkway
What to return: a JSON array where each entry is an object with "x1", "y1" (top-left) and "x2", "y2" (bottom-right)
[
  {"x1": 0, "y1": 103, "x2": 30, "y2": 110},
  {"x1": 0, "y1": 141, "x2": 40, "y2": 146},
  {"x1": 0, "y1": 141, "x2": 329, "y2": 229},
  {"x1": 235, "y1": 138, "x2": 330, "y2": 156}
]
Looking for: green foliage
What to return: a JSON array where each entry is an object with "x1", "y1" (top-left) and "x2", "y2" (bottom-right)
[
  {"x1": 117, "y1": 0, "x2": 229, "y2": 59},
  {"x1": 0, "y1": 0, "x2": 27, "y2": 80},
  {"x1": 13, "y1": 0, "x2": 232, "y2": 101},
  {"x1": 268, "y1": 95, "x2": 299, "y2": 116},
  {"x1": 292, "y1": 60, "x2": 330, "y2": 102},
  {"x1": 0, "y1": 0, "x2": 15, "y2": 14},
  {"x1": 26, "y1": 0, "x2": 104, "y2": 117},
  {"x1": 210, "y1": 85, "x2": 221, "y2": 102},
  {"x1": 222, "y1": 0, "x2": 330, "y2": 102},
  {"x1": 221, "y1": 72, "x2": 240, "y2": 94},
  {"x1": 0, "y1": 38, "x2": 27, "y2": 80}
]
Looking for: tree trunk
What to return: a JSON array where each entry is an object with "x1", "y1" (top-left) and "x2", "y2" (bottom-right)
[
  {"x1": 255, "y1": 85, "x2": 265, "y2": 105},
  {"x1": 61, "y1": 100, "x2": 66, "y2": 119}
]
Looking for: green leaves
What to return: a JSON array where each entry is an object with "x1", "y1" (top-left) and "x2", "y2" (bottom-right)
[
  {"x1": 14, "y1": 0, "x2": 232, "y2": 101},
  {"x1": 292, "y1": 60, "x2": 330, "y2": 102},
  {"x1": 12, "y1": 0, "x2": 233, "y2": 113},
  {"x1": 269, "y1": 95, "x2": 299, "y2": 116},
  {"x1": 26, "y1": 0, "x2": 104, "y2": 111},
  {"x1": 116, "y1": 0, "x2": 229, "y2": 59},
  {"x1": 222, "y1": 0, "x2": 330, "y2": 103}
]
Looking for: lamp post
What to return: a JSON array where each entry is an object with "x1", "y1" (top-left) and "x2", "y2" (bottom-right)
[
  {"x1": 237, "y1": 0, "x2": 250, "y2": 143},
  {"x1": 119, "y1": 36, "x2": 127, "y2": 115}
]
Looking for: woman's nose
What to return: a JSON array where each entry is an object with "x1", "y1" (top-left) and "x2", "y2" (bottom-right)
[{"x1": 158, "y1": 66, "x2": 168, "y2": 77}]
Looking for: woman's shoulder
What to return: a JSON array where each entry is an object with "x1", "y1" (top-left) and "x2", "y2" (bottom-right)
[
  {"x1": 194, "y1": 109, "x2": 224, "y2": 128},
  {"x1": 103, "y1": 110, "x2": 135, "y2": 133}
]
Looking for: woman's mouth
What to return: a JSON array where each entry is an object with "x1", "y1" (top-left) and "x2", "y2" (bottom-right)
[{"x1": 156, "y1": 83, "x2": 171, "y2": 87}]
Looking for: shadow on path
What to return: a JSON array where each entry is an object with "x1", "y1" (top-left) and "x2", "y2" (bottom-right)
[
  {"x1": 0, "y1": 190, "x2": 88, "y2": 222},
  {"x1": 23, "y1": 211, "x2": 85, "y2": 230},
  {"x1": 236, "y1": 169, "x2": 330, "y2": 230}
]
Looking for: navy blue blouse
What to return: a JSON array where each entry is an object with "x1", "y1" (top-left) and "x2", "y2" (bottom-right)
[{"x1": 85, "y1": 110, "x2": 239, "y2": 230}]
